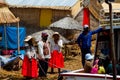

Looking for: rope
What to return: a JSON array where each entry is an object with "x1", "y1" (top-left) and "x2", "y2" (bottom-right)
[
  {"x1": 42, "y1": 59, "x2": 69, "y2": 71},
  {"x1": 38, "y1": 61, "x2": 46, "y2": 76}
]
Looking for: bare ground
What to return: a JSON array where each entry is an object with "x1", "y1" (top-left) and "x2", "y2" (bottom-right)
[
  {"x1": 0, "y1": 41, "x2": 96, "y2": 80},
  {"x1": 0, "y1": 55, "x2": 82, "y2": 80}
]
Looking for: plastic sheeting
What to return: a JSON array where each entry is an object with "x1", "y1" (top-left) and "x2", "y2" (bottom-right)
[{"x1": 0, "y1": 26, "x2": 26, "y2": 49}]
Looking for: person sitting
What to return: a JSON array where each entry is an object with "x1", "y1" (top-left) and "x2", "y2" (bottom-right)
[
  {"x1": 84, "y1": 53, "x2": 94, "y2": 73},
  {"x1": 106, "y1": 59, "x2": 120, "y2": 75},
  {"x1": 98, "y1": 59, "x2": 105, "y2": 74},
  {"x1": 117, "y1": 58, "x2": 120, "y2": 75},
  {"x1": 91, "y1": 58, "x2": 99, "y2": 74}
]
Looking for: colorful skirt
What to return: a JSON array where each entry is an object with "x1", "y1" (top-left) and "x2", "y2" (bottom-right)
[
  {"x1": 22, "y1": 55, "x2": 38, "y2": 78},
  {"x1": 49, "y1": 50, "x2": 64, "y2": 68}
]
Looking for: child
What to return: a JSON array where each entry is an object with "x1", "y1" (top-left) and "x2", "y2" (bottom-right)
[
  {"x1": 84, "y1": 53, "x2": 94, "y2": 73},
  {"x1": 98, "y1": 59, "x2": 105, "y2": 74},
  {"x1": 91, "y1": 59, "x2": 99, "y2": 74}
]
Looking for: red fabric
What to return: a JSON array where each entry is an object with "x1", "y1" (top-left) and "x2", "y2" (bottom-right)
[
  {"x1": 83, "y1": 8, "x2": 90, "y2": 27},
  {"x1": 2, "y1": 50, "x2": 14, "y2": 55},
  {"x1": 22, "y1": 55, "x2": 38, "y2": 78},
  {"x1": 49, "y1": 50, "x2": 64, "y2": 68}
]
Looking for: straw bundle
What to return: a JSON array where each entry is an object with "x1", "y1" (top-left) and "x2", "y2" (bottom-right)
[{"x1": 0, "y1": 7, "x2": 19, "y2": 24}]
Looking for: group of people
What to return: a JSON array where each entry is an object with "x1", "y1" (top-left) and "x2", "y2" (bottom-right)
[
  {"x1": 76, "y1": 24, "x2": 105, "y2": 74},
  {"x1": 21, "y1": 24, "x2": 107, "y2": 79},
  {"x1": 83, "y1": 53, "x2": 120, "y2": 75},
  {"x1": 77, "y1": 24, "x2": 120, "y2": 75},
  {"x1": 21, "y1": 23, "x2": 120, "y2": 79},
  {"x1": 22, "y1": 32, "x2": 64, "y2": 79},
  {"x1": 83, "y1": 53, "x2": 105, "y2": 74}
]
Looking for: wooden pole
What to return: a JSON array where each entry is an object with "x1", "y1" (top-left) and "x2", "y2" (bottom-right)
[
  {"x1": 107, "y1": 1, "x2": 117, "y2": 80},
  {"x1": 17, "y1": 22, "x2": 20, "y2": 55},
  {"x1": 0, "y1": 58, "x2": 1, "y2": 69}
]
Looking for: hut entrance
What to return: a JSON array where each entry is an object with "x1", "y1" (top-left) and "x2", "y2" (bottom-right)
[{"x1": 40, "y1": 9, "x2": 52, "y2": 27}]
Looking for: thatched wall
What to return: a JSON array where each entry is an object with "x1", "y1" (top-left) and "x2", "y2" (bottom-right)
[
  {"x1": 9, "y1": 8, "x2": 72, "y2": 35},
  {"x1": 90, "y1": 13, "x2": 99, "y2": 30},
  {"x1": 10, "y1": 8, "x2": 71, "y2": 27},
  {"x1": 74, "y1": 10, "x2": 83, "y2": 27},
  {"x1": 9, "y1": 8, "x2": 40, "y2": 27},
  {"x1": 52, "y1": 10, "x2": 71, "y2": 23}
]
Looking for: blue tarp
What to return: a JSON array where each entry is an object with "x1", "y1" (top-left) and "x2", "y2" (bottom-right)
[{"x1": 0, "y1": 26, "x2": 26, "y2": 49}]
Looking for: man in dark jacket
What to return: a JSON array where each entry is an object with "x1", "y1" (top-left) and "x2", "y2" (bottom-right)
[{"x1": 77, "y1": 24, "x2": 103, "y2": 67}]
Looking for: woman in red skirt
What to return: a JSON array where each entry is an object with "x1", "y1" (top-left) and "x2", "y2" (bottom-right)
[
  {"x1": 49, "y1": 32, "x2": 64, "y2": 74},
  {"x1": 22, "y1": 36, "x2": 38, "y2": 79}
]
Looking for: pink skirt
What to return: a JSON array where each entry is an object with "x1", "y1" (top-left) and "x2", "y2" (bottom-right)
[{"x1": 49, "y1": 50, "x2": 64, "y2": 68}]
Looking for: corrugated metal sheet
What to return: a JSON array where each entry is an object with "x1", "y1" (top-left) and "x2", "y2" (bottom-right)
[{"x1": 5, "y1": 0, "x2": 78, "y2": 8}]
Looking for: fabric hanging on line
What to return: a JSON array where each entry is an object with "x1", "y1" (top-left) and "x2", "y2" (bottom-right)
[{"x1": 82, "y1": 8, "x2": 90, "y2": 27}]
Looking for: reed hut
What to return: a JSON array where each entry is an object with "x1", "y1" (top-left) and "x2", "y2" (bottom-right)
[
  {"x1": 0, "y1": 1, "x2": 19, "y2": 24},
  {"x1": 49, "y1": 17, "x2": 82, "y2": 40},
  {"x1": 5, "y1": 0, "x2": 83, "y2": 28},
  {"x1": 75, "y1": 0, "x2": 103, "y2": 30},
  {"x1": 31, "y1": 29, "x2": 69, "y2": 44},
  {"x1": 0, "y1": 0, "x2": 20, "y2": 54}
]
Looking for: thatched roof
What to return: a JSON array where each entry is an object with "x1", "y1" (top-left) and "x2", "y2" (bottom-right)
[
  {"x1": 0, "y1": 0, "x2": 19, "y2": 24},
  {"x1": 31, "y1": 29, "x2": 70, "y2": 44},
  {"x1": 0, "y1": 7, "x2": 19, "y2": 24},
  {"x1": 49, "y1": 17, "x2": 82, "y2": 30}
]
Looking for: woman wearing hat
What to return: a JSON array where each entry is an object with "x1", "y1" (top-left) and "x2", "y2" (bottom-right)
[
  {"x1": 22, "y1": 36, "x2": 38, "y2": 79},
  {"x1": 49, "y1": 32, "x2": 64, "y2": 74},
  {"x1": 37, "y1": 32, "x2": 51, "y2": 77}
]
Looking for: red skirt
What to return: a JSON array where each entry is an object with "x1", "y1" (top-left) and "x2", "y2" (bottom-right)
[
  {"x1": 49, "y1": 50, "x2": 64, "y2": 68},
  {"x1": 22, "y1": 55, "x2": 38, "y2": 78}
]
